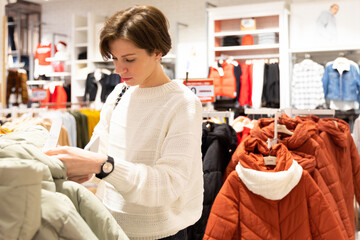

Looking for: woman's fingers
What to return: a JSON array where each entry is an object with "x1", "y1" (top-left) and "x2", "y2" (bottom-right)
[
  {"x1": 44, "y1": 146, "x2": 70, "y2": 156},
  {"x1": 68, "y1": 174, "x2": 93, "y2": 184}
]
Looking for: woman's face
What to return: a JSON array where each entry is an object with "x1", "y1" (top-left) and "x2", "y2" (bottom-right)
[{"x1": 109, "y1": 38, "x2": 161, "y2": 88}]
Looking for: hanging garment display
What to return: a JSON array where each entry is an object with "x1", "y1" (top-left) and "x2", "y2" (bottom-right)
[
  {"x1": 204, "y1": 138, "x2": 346, "y2": 240},
  {"x1": 187, "y1": 121, "x2": 237, "y2": 239},
  {"x1": 261, "y1": 63, "x2": 280, "y2": 108},
  {"x1": 6, "y1": 69, "x2": 29, "y2": 106},
  {"x1": 322, "y1": 57, "x2": 360, "y2": 110},
  {"x1": 292, "y1": 59, "x2": 326, "y2": 109}
]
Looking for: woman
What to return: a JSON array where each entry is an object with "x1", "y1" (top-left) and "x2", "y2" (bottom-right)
[{"x1": 45, "y1": 5, "x2": 203, "y2": 240}]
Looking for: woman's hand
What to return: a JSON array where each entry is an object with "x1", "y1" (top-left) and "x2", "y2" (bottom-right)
[
  {"x1": 68, "y1": 174, "x2": 94, "y2": 184},
  {"x1": 45, "y1": 146, "x2": 107, "y2": 178}
]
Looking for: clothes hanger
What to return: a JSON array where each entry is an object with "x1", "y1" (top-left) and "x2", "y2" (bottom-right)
[{"x1": 277, "y1": 124, "x2": 293, "y2": 135}]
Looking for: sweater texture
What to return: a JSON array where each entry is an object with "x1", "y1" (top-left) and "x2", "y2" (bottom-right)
[{"x1": 92, "y1": 81, "x2": 204, "y2": 239}]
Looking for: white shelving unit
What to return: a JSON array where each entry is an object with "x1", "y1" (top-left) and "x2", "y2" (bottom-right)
[
  {"x1": 71, "y1": 12, "x2": 105, "y2": 104},
  {"x1": 207, "y1": 2, "x2": 290, "y2": 108}
]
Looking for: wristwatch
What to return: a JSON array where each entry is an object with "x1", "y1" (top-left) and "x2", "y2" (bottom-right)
[{"x1": 95, "y1": 156, "x2": 114, "y2": 179}]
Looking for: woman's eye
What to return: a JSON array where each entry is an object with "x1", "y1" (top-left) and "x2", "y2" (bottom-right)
[{"x1": 125, "y1": 59, "x2": 135, "y2": 63}]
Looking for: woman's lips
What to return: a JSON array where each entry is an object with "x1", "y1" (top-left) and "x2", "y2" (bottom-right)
[{"x1": 122, "y1": 77, "x2": 131, "y2": 81}]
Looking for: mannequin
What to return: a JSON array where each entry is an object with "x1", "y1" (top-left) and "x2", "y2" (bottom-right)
[
  {"x1": 34, "y1": 37, "x2": 55, "y2": 79},
  {"x1": 52, "y1": 41, "x2": 69, "y2": 72}
]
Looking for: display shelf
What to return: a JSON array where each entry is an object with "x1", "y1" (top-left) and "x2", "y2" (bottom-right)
[
  {"x1": 27, "y1": 80, "x2": 65, "y2": 86},
  {"x1": 71, "y1": 12, "x2": 106, "y2": 104},
  {"x1": 215, "y1": 44, "x2": 279, "y2": 52},
  {"x1": 46, "y1": 57, "x2": 70, "y2": 62},
  {"x1": 289, "y1": 45, "x2": 360, "y2": 54},
  {"x1": 214, "y1": 28, "x2": 280, "y2": 37},
  {"x1": 45, "y1": 72, "x2": 71, "y2": 77},
  {"x1": 207, "y1": 1, "x2": 290, "y2": 108}
]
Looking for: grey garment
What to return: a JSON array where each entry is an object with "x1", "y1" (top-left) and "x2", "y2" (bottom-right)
[
  {"x1": 0, "y1": 126, "x2": 129, "y2": 240},
  {"x1": 316, "y1": 10, "x2": 337, "y2": 41},
  {"x1": 55, "y1": 179, "x2": 129, "y2": 240},
  {"x1": 62, "y1": 111, "x2": 77, "y2": 147},
  {"x1": 34, "y1": 190, "x2": 98, "y2": 240},
  {"x1": 0, "y1": 159, "x2": 43, "y2": 240}
]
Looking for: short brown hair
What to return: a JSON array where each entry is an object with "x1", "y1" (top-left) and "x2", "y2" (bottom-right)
[{"x1": 100, "y1": 5, "x2": 172, "y2": 60}]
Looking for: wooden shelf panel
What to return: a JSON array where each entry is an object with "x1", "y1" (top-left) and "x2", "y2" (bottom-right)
[{"x1": 214, "y1": 28, "x2": 280, "y2": 37}]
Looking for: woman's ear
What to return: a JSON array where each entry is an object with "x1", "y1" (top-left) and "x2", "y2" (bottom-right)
[{"x1": 154, "y1": 50, "x2": 162, "y2": 61}]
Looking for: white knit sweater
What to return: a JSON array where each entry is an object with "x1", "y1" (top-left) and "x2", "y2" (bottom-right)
[{"x1": 92, "y1": 81, "x2": 204, "y2": 239}]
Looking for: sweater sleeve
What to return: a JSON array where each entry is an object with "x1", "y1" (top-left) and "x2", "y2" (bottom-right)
[
  {"x1": 305, "y1": 171, "x2": 346, "y2": 240},
  {"x1": 104, "y1": 96, "x2": 203, "y2": 207},
  {"x1": 204, "y1": 171, "x2": 240, "y2": 240}
]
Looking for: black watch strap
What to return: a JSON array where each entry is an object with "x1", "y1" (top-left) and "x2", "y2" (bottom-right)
[{"x1": 95, "y1": 156, "x2": 114, "y2": 179}]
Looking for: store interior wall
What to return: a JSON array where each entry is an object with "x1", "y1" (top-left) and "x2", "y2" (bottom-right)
[{"x1": 37, "y1": 0, "x2": 307, "y2": 79}]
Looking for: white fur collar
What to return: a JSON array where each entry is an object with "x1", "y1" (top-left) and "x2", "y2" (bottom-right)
[{"x1": 236, "y1": 160, "x2": 303, "y2": 200}]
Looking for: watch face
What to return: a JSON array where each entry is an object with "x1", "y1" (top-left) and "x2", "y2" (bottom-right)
[{"x1": 103, "y1": 162, "x2": 114, "y2": 173}]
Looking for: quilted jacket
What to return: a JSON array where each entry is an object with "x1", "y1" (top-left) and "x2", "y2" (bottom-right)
[
  {"x1": 254, "y1": 116, "x2": 353, "y2": 239},
  {"x1": 187, "y1": 122, "x2": 238, "y2": 240},
  {"x1": 0, "y1": 126, "x2": 128, "y2": 240},
  {"x1": 296, "y1": 115, "x2": 360, "y2": 238},
  {"x1": 204, "y1": 138, "x2": 345, "y2": 240}
]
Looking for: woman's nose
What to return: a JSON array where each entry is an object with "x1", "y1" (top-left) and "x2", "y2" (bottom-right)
[{"x1": 114, "y1": 63, "x2": 127, "y2": 75}]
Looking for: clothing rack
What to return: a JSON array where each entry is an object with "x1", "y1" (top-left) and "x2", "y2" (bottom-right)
[
  {"x1": 39, "y1": 102, "x2": 91, "y2": 108},
  {"x1": 202, "y1": 110, "x2": 234, "y2": 124},
  {"x1": 245, "y1": 108, "x2": 335, "y2": 118},
  {"x1": 216, "y1": 54, "x2": 279, "y2": 61}
]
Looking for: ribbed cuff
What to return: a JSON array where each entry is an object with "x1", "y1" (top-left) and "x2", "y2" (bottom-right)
[{"x1": 104, "y1": 158, "x2": 134, "y2": 193}]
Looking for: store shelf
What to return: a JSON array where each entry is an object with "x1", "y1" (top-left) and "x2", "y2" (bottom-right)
[
  {"x1": 289, "y1": 45, "x2": 360, "y2": 54},
  {"x1": 46, "y1": 57, "x2": 70, "y2": 62},
  {"x1": 207, "y1": 1, "x2": 290, "y2": 108},
  {"x1": 27, "y1": 80, "x2": 64, "y2": 85},
  {"x1": 45, "y1": 72, "x2": 71, "y2": 77},
  {"x1": 214, "y1": 28, "x2": 280, "y2": 37},
  {"x1": 215, "y1": 44, "x2": 279, "y2": 51},
  {"x1": 75, "y1": 59, "x2": 88, "y2": 64}
]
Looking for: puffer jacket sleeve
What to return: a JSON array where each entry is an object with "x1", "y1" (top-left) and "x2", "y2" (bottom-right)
[
  {"x1": 312, "y1": 169, "x2": 348, "y2": 239},
  {"x1": 204, "y1": 171, "x2": 240, "y2": 240},
  {"x1": 34, "y1": 189, "x2": 98, "y2": 240},
  {"x1": 0, "y1": 159, "x2": 43, "y2": 240},
  {"x1": 55, "y1": 179, "x2": 129, "y2": 240},
  {"x1": 305, "y1": 171, "x2": 346, "y2": 240}
]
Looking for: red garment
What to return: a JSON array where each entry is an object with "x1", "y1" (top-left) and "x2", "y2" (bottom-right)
[
  {"x1": 204, "y1": 139, "x2": 345, "y2": 240},
  {"x1": 208, "y1": 62, "x2": 238, "y2": 99},
  {"x1": 249, "y1": 116, "x2": 354, "y2": 240},
  {"x1": 35, "y1": 43, "x2": 56, "y2": 66},
  {"x1": 208, "y1": 66, "x2": 222, "y2": 96},
  {"x1": 41, "y1": 85, "x2": 67, "y2": 109},
  {"x1": 239, "y1": 63, "x2": 252, "y2": 106},
  {"x1": 295, "y1": 115, "x2": 360, "y2": 239}
]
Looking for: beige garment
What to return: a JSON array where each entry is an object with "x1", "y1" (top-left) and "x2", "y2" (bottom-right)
[{"x1": 2, "y1": 117, "x2": 70, "y2": 146}]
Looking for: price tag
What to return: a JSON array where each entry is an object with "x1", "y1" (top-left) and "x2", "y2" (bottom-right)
[
  {"x1": 30, "y1": 88, "x2": 47, "y2": 101},
  {"x1": 42, "y1": 118, "x2": 62, "y2": 152},
  {"x1": 184, "y1": 79, "x2": 215, "y2": 103}
]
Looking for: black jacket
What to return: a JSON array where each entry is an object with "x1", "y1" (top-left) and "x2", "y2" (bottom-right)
[{"x1": 187, "y1": 121, "x2": 238, "y2": 239}]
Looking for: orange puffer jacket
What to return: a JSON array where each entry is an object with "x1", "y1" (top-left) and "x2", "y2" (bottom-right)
[
  {"x1": 250, "y1": 116, "x2": 353, "y2": 239},
  {"x1": 303, "y1": 116, "x2": 360, "y2": 238},
  {"x1": 295, "y1": 115, "x2": 359, "y2": 240},
  {"x1": 204, "y1": 139, "x2": 345, "y2": 240}
]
